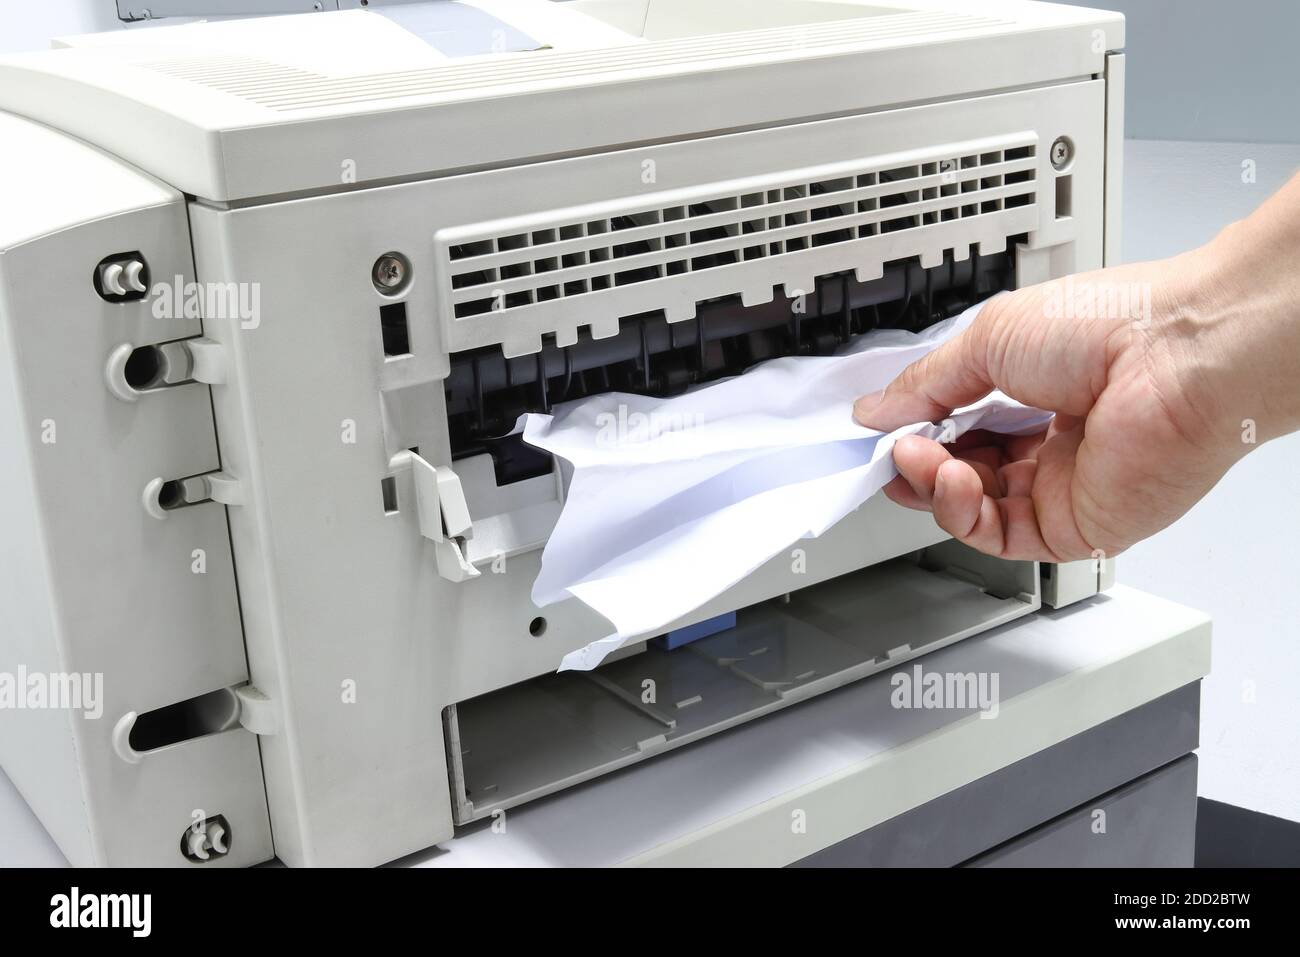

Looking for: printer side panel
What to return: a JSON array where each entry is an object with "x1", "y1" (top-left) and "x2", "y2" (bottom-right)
[
  {"x1": 0, "y1": 249, "x2": 95, "y2": 867},
  {"x1": 0, "y1": 113, "x2": 272, "y2": 867},
  {"x1": 188, "y1": 201, "x2": 459, "y2": 868}
]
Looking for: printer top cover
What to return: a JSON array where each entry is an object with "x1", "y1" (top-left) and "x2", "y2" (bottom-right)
[{"x1": 0, "y1": 0, "x2": 1122, "y2": 202}]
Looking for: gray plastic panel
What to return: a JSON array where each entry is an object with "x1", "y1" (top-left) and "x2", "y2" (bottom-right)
[
  {"x1": 448, "y1": 541, "x2": 1038, "y2": 823},
  {"x1": 967, "y1": 755, "x2": 1199, "y2": 868},
  {"x1": 794, "y1": 682, "x2": 1200, "y2": 867}
]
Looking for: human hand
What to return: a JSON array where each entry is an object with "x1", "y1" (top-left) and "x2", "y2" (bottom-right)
[{"x1": 852, "y1": 238, "x2": 1294, "y2": 562}]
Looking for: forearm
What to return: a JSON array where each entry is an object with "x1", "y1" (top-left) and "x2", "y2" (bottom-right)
[{"x1": 1162, "y1": 171, "x2": 1300, "y2": 446}]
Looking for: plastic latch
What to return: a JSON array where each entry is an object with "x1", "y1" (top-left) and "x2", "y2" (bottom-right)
[
  {"x1": 235, "y1": 685, "x2": 277, "y2": 736},
  {"x1": 185, "y1": 337, "x2": 227, "y2": 385},
  {"x1": 204, "y1": 472, "x2": 244, "y2": 507},
  {"x1": 406, "y1": 452, "x2": 479, "y2": 582}
]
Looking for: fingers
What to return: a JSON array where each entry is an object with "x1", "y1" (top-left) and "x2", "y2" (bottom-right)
[
  {"x1": 881, "y1": 474, "x2": 928, "y2": 510},
  {"x1": 1021, "y1": 425, "x2": 1095, "y2": 559},
  {"x1": 954, "y1": 445, "x2": 1005, "y2": 493},
  {"x1": 853, "y1": 272, "x2": 1160, "y2": 560},
  {"x1": 855, "y1": 274, "x2": 1135, "y2": 437},
  {"x1": 930, "y1": 458, "x2": 1063, "y2": 561},
  {"x1": 890, "y1": 435, "x2": 1004, "y2": 503},
  {"x1": 1003, "y1": 429, "x2": 1049, "y2": 461},
  {"x1": 853, "y1": 320, "x2": 994, "y2": 431},
  {"x1": 890, "y1": 435, "x2": 950, "y2": 505},
  {"x1": 883, "y1": 430, "x2": 1098, "y2": 562},
  {"x1": 932, "y1": 459, "x2": 1003, "y2": 553},
  {"x1": 999, "y1": 458, "x2": 1038, "y2": 498}
]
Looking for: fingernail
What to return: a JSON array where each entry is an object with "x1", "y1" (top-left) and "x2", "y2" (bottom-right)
[
  {"x1": 934, "y1": 463, "x2": 949, "y2": 501},
  {"x1": 853, "y1": 390, "x2": 884, "y2": 424}
]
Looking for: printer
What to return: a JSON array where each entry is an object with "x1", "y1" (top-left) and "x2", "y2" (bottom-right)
[{"x1": 0, "y1": 0, "x2": 1125, "y2": 866}]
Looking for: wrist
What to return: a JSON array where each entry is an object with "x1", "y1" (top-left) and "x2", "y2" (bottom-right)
[{"x1": 1158, "y1": 228, "x2": 1300, "y2": 451}]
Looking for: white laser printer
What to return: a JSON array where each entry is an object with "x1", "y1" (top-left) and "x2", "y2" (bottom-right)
[{"x1": 0, "y1": 0, "x2": 1129, "y2": 866}]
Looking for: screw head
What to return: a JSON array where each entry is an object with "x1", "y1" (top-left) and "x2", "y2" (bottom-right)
[
  {"x1": 372, "y1": 254, "x2": 409, "y2": 292},
  {"x1": 1050, "y1": 137, "x2": 1073, "y2": 170}
]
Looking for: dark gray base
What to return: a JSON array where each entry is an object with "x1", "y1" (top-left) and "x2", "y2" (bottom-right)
[
  {"x1": 1196, "y1": 798, "x2": 1300, "y2": 867},
  {"x1": 794, "y1": 682, "x2": 1201, "y2": 867},
  {"x1": 968, "y1": 755, "x2": 1197, "y2": 867}
]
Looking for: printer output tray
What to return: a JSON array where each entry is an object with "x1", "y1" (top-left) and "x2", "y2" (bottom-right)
[{"x1": 446, "y1": 541, "x2": 1038, "y2": 823}]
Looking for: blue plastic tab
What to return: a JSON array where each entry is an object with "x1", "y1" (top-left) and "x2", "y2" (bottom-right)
[{"x1": 656, "y1": 611, "x2": 738, "y2": 650}]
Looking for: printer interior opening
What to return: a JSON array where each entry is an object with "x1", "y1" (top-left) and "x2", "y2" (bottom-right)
[
  {"x1": 445, "y1": 241, "x2": 1022, "y2": 486},
  {"x1": 443, "y1": 538, "x2": 1038, "y2": 826}
]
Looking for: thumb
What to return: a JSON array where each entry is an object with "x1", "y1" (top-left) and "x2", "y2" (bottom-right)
[{"x1": 853, "y1": 302, "x2": 999, "y2": 431}]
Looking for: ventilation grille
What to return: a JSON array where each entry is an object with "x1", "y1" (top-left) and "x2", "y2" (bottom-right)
[
  {"x1": 141, "y1": 56, "x2": 320, "y2": 95},
  {"x1": 135, "y1": 12, "x2": 1009, "y2": 112},
  {"x1": 444, "y1": 143, "x2": 1037, "y2": 319}
]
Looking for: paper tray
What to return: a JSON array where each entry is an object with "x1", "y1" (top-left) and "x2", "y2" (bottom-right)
[{"x1": 444, "y1": 541, "x2": 1039, "y2": 824}]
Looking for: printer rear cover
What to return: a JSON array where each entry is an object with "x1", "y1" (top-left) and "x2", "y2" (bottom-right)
[{"x1": 0, "y1": 0, "x2": 1124, "y2": 866}]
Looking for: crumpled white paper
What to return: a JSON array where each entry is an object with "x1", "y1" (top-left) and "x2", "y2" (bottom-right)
[{"x1": 521, "y1": 298, "x2": 1052, "y2": 671}]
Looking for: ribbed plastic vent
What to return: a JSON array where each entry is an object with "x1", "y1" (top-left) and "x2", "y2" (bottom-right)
[
  {"x1": 136, "y1": 11, "x2": 1008, "y2": 112},
  {"x1": 142, "y1": 55, "x2": 318, "y2": 91},
  {"x1": 445, "y1": 144, "x2": 1036, "y2": 319}
]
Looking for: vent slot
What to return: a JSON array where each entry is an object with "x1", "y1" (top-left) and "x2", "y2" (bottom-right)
[
  {"x1": 444, "y1": 144, "x2": 1036, "y2": 320},
  {"x1": 381, "y1": 475, "x2": 399, "y2": 515},
  {"x1": 380, "y1": 302, "x2": 411, "y2": 357},
  {"x1": 1055, "y1": 175, "x2": 1073, "y2": 219},
  {"x1": 128, "y1": 689, "x2": 241, "y2": 753}
]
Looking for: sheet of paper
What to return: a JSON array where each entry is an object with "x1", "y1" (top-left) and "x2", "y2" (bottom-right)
[{"x1": 521, "y1": 298, "x2": 1052, "y2": 671}]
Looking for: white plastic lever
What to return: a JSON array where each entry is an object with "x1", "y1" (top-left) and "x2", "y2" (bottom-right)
[
  {"x1": 122, "y1": 259, "x2": 147, "y2": 293},
  {"x1": 399, "y1": 451, "x2": 480, "y2": 582},
  {"x1": 100, "y1": 262, "x2": 127, "y2": 296}
]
